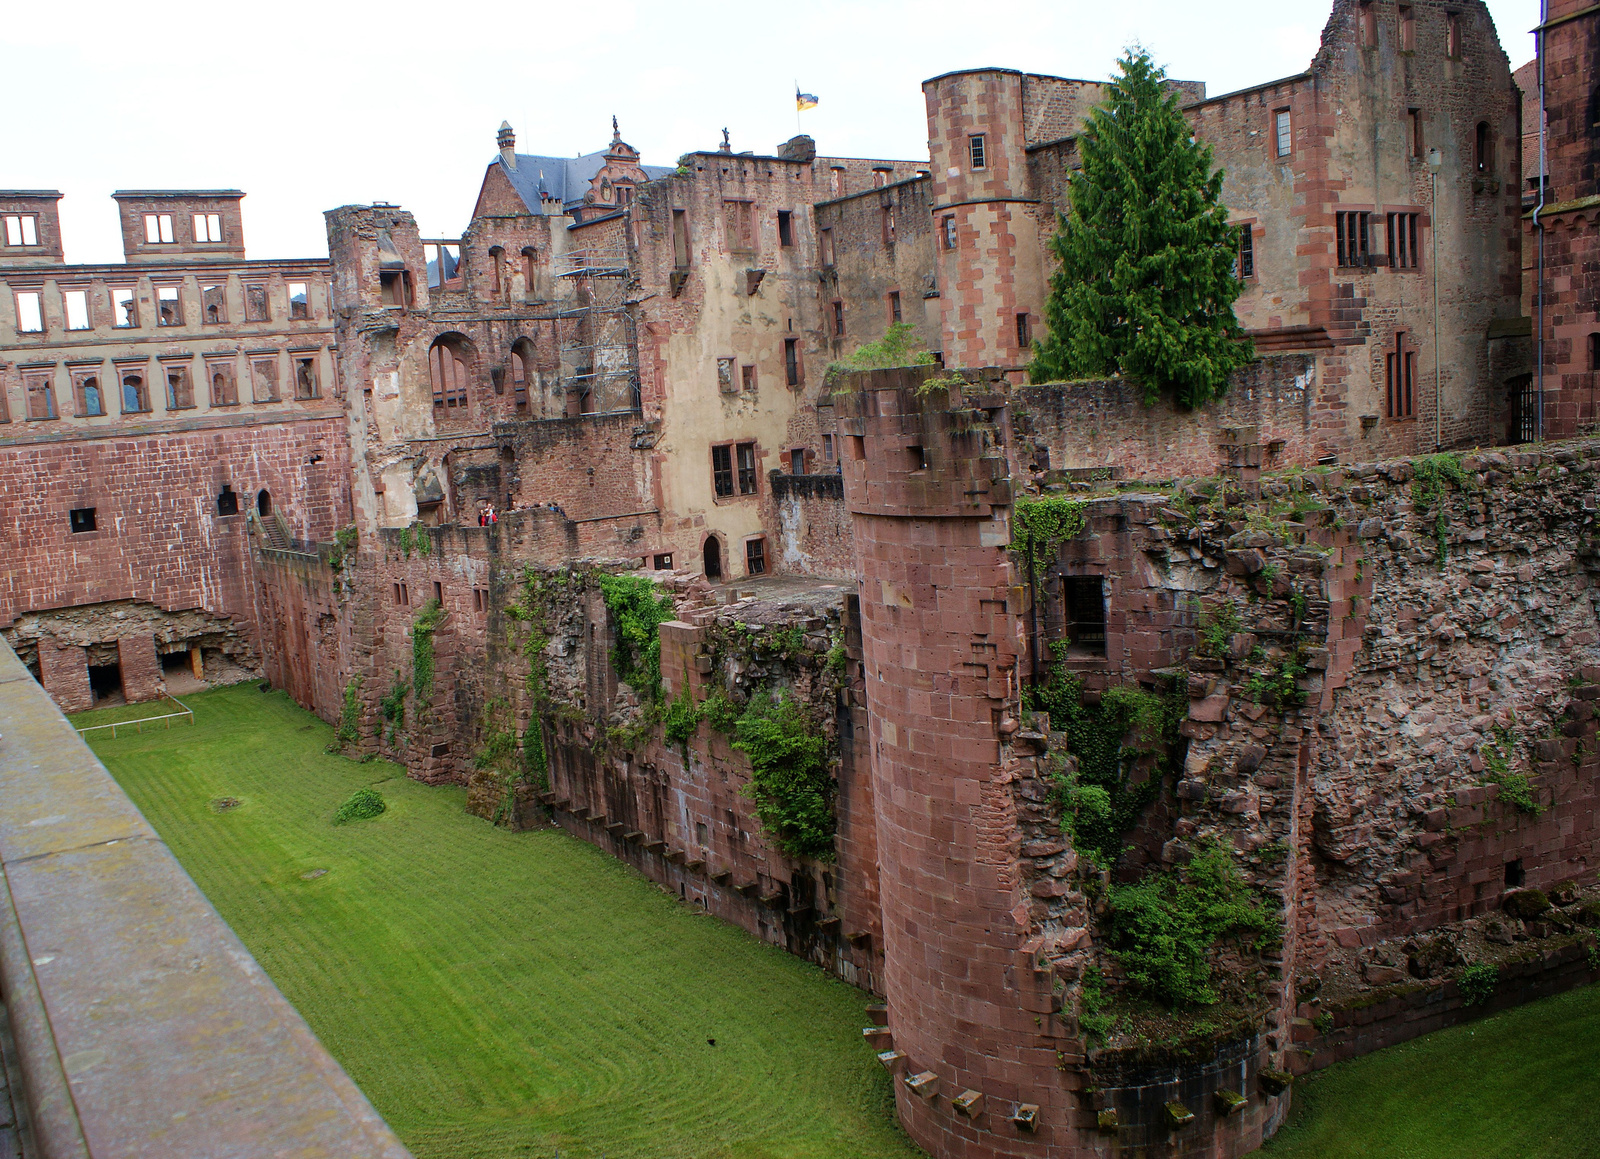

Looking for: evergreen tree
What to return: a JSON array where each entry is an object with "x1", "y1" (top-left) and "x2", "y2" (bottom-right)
[{"x1": 1030, "y1": 49, "x2": 1254, "y2": 408}]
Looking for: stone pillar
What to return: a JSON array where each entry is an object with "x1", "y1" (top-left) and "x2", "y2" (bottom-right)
[
  {"x1": 37, "y1": 639, "x2": 93, "y2": 714},
  {"x1": 190, "y1": 644, "x2": 204, "y2": 680},
  {"x1": 117, "y1": 635, "x2": 165, "y2": 705},
  {"x1": 838, "y1": 367, "x2": 1073, "y2": 1157}
]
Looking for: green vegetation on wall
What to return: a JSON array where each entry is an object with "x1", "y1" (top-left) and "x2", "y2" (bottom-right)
[
  {"x1": 1011, "y1": 495, "x2": 1088, "y2": 573},
  {"x1": 335, "y1": 676, "x2": 362, "y2": 751},
  {"x1": 1031, "y1": 49, "x2": 1253, "y2": 407},
  {"x1": 1103, "y1": 842, "x2": 1280, "y2": 1006},
  {"x1": 598, "y1": 572, "x2": 675, "y2": 703},
  {"x1": 733, "y1": 692, "x2": 836, "y2": 861},
  {"x1": 380, "y1": 670, "x2": 406, "y2": 747},
  {"x1": 1481, "y1": 725, "x2": 1540, "y2": 814},
  {"x1": 1411, "y1": 453, "x2": 1470, "y2": 566},
  {"x1": 411, "y1": 599, "x2": 445, "y2": 704},
  {"x1": 825, "y1": 321, "x2": 935, "y2": 389}
]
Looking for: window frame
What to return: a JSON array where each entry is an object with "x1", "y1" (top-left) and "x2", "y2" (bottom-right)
[
  {"x1": 191, "y1": 212, "x2": 223, "y2": 243},
  {"x1": 744, "y1": 536, "x2": 767, "y2": 576},
  {"x1": 287, "y1": 281, "x2": 310, "y2": 320},
  {"x1": 22, "y1": 369, "x2": 56, "y2": 420},
  {"x1": 711, "y1": 443, "x2": 735, "y2": 498},
  {"x1": 154, "y1": 284, "x2": 184, "y2": 327},
  {"x1": 206, "y1": 360, "x2": 239, "y2": 407},
  {"x1": 117, "y1": 367, "x2": 150, "y2": 414},
  {"x1": 62, "y1": 287, "x2": 90, "y2": 331},
  {"x1": 942, "y1": 214, "x2": 957, "y2": 251},
  {"x1": 1386, "y1": 212, "x2": 1420, "y2": 270},
  {"x1": 162, "y1": 361, "x2": 195, "y2": 410},
  {"x1": 14, "y1": 289, "x2": 44, "y2": 334},
  {"x1": 4, "y1": 214, "x2": 39, "y2": 247},
  {"x1": 1015, "y1": 311, "x2": 1031, "y2": 350},
  {"x1": 293, "y1": 353, "x2": 322, "y2": 401},
  {"x1": 735, "y1": 441, "x2": 758, "y2": 496},
  {"x1": 1385, "y1": 331, "x2": 1416, "y2": 419},
  {"x1": 143, "y1": 213, "x2": 175, "y2": 245},
  {"x1": 1335, "y1": 211, "x2": 1371, "y2": 268},
  {"x1": 250, "y1": 356, "x2": 280, "y2": 403},
  {"x1": 889, "y1": 291, "x2": 902, "y2": 324},
  {"x1": 968, "y1": 134, "x2": 987, "y2": 171},
  {"x1": 1274, "y1": 109, "x2": 1293, "y2": 158},
  {"x1": 1236, "y1": 222, "x2": 1255, "y2": 279},
  {"x1": 110, "y1": 286, "x2": 138, "y2": 329},
  {"x1": 71, "y1": 368, "x2": 105, "y2": 418},
  {"x1": 784, "y1": 337, "x2": 802, "y2": 386}
]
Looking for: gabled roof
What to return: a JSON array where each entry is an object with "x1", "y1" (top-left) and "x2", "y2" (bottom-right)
[{"x1": 495, "y1": 151, "x2": 675, "y2": 215}]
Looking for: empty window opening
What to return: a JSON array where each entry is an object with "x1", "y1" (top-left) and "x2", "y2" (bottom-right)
[
  {"x1": 1386, "y1": 331, "x2": 1416, "y2": 419},
  {"x1": 1475, "y1": 121, "x2": 1493, "y2": 175},
  {"x1": 63, "y1": 289, "x2": 90, "y2": 330},
  {"x1": 251, "y1": 359, "x2": 280, "y2": 402},
  {"x1": 1409, "y1": 108, "x2": 1424, "y2": 157},
  {"x1": 209, "y1": 365, "x2": 238, "y2": 406},
  {"x1": 906, "y1": 444, "x2": 927, "y2": 472},
  {"x1": 723, "y1": 200, "x2": 755, "y2": 252},
  {"x1": 431, "y1": 743, "x2": 451, "y2": 759},
  {"x1": 829, "y1": 167, "x2": 845, "y2": 196},
  {"x1": 1274, "y1": 109, "x2": 1292, "y2": 157},
  {"x1": 294, "y1": 356, "x2": 320, "y2": 400},
  {"x1": 156, "y1": 285, "x2": 182, "y2": 326},
  {"x1": 1358, "y1": 1, "x2": 1376, "y2": 45},
  {"x1": 1589, "y1": 332, "x2": 1600, "y2": 372},
  {"x1": 671, "y1": 211, "x2": 690, "y2": 267},
  {"x1": 432, "y1": 580, "x2": 444, "y2": 604},
  {"x1": 243, "y1": 283, "x2": 269, "y2": 322},
  {"x1": 217, "y1": 485, "x2": 239, "y2": 515},
  {"x1": 777, "y1": 210, "x2": 794, "y2": 247},
  {"x1": 1336, "y1": 211, "x2": 1371, "y2": 267},
  {"x1": 881, "y1": 205, "x2": 896, "y2": 244},
  {"x1": 393, "y1": 582, "x2": 407, "y2": 606},
  {"x1": 286, "y1": 281, "x2": 309, "y2": 320},
  {"x1": 1387, "y1": 212, "x2": 1420, "y2": 269},
  {"x1": 201, "y1": 283, "x2": 227, "y2": 324},
  {"x1": 77, "y1": 375, "x2": 104, "y2": 417},
  {"x1": 379, "y1": 269, "x2": 413, "y2": 307},
  {"x1": 704, "y1": 536, "x2": 723, "y2": 580},
  {"x1": 14, "y1": 290, "x2": 43, "y2": 333},
  {"x1": 424, "y1": 243, "x2": 461, "y2": 289},
  {"x1": 872, "y1": 168, "x2": 889, "y2": 188},
  {"x1": 1063, "y1": 576, "x2": 1107, "y2": 654},
  {"x1": 488, "y1": 246, "x2": 503, "y2": 297},
  {"x1": 745, "y1": 537, "x2": 767, "y2": 576},
  {"x1": 889, "y1": 291, "x2": 902, "y2": 323},
  {"x1": 819, "y1": 227, "x2": 834, "y2": 267},
  {"x1": 741, "y1": 364, "x2": 756, "y2": 392},
  {"x1": 512, "y1": 340, "x2": 533, "y2": 411},
  {"x1": 4, "y1": 214, "x2": 38, "y2": 246},
  {"x1": 24, "y1": 373, "x2": 55, "y2": 419},
  {"x1": 832, "y1": 300, "x2": 845, "y2": 337},
  {"x1": 1015, "y1": 312, "x2": 1031, "y2": 349},
  {"x1": 165, "y1": 366, "x2": 194, "y2": 409},
  {"x1": 1504, "y1": 858, "x2": 1525, "y2": 887},
  {"x1": 192, "y1": 213, "x2": 223, "y2": 243},
  {"x1": 784, "y1": 337, "x2": 801, "y2": 386},
  {"x1": 110, "y1": 287, "x2": 137, "y2": 329},
  {"x1": 1447, "y1": 11, "x2": 1461, "y2": 57},
  {"x1": 120, "y1": 373, "x2": 148, "y2": 413},
  {"x1": 653, "y1": 554, "x2": 674, "y2": 570},
  {"x1": 521, "y1": 246, "x2": 536, "y2": 291},
  {"x1": 848, "y1": 434, "x2": 864, "y2": 459},
  {"x1": 143, "y1": 213, "x2": 174, "y2": 244},
  {"x1": 429, "y1": 339, "x2": 469, "y2": 410},
  {"x1": 1399, "y1": 5, "x2": 1415, "y2": 51},
  {"x1": 88, "y1": 663, "x2": 123, "y2": 703},
  {"x1": 70, "y1": 506, "x2": 97, "y2": 533},
  {"x1": 717, "y1": 356, "x2": 736, "y2": 394},
  {"x1": 257, "y1": 489, "x2": 273, "y2": 517},
  {"x1": 473, "y1": 588, "x2": 489, "y2": 613},
  {"x1": 968, "y1": 134, "x2": 987, "y2": 170}
]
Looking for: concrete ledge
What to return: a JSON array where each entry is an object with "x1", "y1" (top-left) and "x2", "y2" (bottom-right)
[{"x1": 0, "y1": 640, "x2": 411, "y2": 1158}]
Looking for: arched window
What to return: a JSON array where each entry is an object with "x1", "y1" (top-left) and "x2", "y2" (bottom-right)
[
  {"x1": 80, "y1": 376, "x2": 103, "y2": 417},
  {"x1": 488, "y1": 246, "x2": 503, "y2": 298},
  {"x1": 1475, "y1": 121, "x2": 1493, "y2": 175},
  {"x1": 428, "y1": 334, "x2": 473, "y2": 411},
  {"x1": 510, "y1": 337, "x2": 535, "y2": 412}
]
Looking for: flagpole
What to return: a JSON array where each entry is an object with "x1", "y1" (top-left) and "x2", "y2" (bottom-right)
[{"x1": 795, "y1": 79, "x2": 801, "y2": 134}]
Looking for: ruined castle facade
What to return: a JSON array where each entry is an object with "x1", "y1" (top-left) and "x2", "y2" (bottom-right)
[{"x1": 7, "y1": 2, "x2": 1600, "y2": 1157}]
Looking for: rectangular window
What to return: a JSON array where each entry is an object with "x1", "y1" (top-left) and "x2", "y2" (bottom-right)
[
  {"x1": 244, "y1": 283, "x2": 269, "y2": 322},
  {"x1": 1447, "y1": 12, "x2": 1461, "y2": 57},
  {"x1": 1386, "y1": 332, "x2": 1415, "y2": 418},
  {"x1": 1237, "y1": 224, "x2": 1255, "y2": 278},
  {"x1": 819, "y1": 227, "x2": 834, "y2": 267},
  {"x1": 251, "y1": 358, "x2": 280, "y2": 402},
  {"x1": 829, "y1": 167, "x2": 845, "y2": 196},
  {"x1": 1409, "y1": 108, "x2": 1424, "y2": 157},
  {"x1": 287, "y1": 281, "x2": 309, "y2": 320},
  {"x1": 1016, "y1": 312, "x2": 1030, "y2": 349},
  {"x1": 24, "y1": 372, "x2": 55, "y2": 419},
  {"x1": 712, "y1": 444, "x2": 734, "y2": 497},
  {"x1": 745, "y1": 537, "x2": 766, "y2": 576},
  {"x1": 293, "y1": 355, "x2": 320, "y2": 400},
  {"x1": 156, "y1": 285, "x2": 182, "y2": 326},
  {"x1": 74, "y1": 372, "x2": 104, "y2": 417},
  {"x1": 717, "y1": 356, "x2": 736, "y2": 394},
  {"x1": 1591, "y1": 332, "x2": 1600, "y2": 372},
  {"x1": 164, "y1": 365, "x2": 194, "y2": 410},
  {"x1": 789, "y1": 447, "x2": 808, "y2": 475},
  {"x1": 423, "y1": 243, "x2": 460, "y2": 289},
  {"x1": 1062, "y1": 577, "x2": 1107, "y2": 654},
  {"x1": 736, "y1": 442, "x2": 758, "y2": 495},
  {"x1": 143, "y1": 213, "x2": 175, "y2": 244},
  {"x1": 14, "y1": 290, "x2": 43, "y2": 333},
  {"x1": 201, "y1": 283, "x2": 227, "y2": 324},
  {"x1": 889, "y1": 291, "x2": 902, "y2": 323},
  {"x1": 207, "y1": 363, "x2": 238, "y2": 406},
  {"x1": 777, "y1": 210, "x2": 793, "y2": 247},
  {"x1": 652, "y1": 554, "x2": 674, "y2": 570},
  {"x1": 723, "y1": 200, "x2": 755, "y2": 252},
  {"x1": 1399, "y1": 6, "x2": 1415, "y2": 50},
  {"x1": 1275, "y1": 109, "x2": 1292, "y2": 157},
  {"x1": 784, "y1": 337, "x2": 801, "y2": 386},
  {"x1": 672, "y1": 210, "x2": 690, "y2": 266},
  {"x1": 70, "y1": 507, "x2": 96, "y2": 534},
  {"x1": 192, "y1": 213, "x2": 223, "y2": 242},
  {"x1": 832, "y1": 300, "x2": 845, "y2": 338},
  {"x1": 63, "y1": 289, "x2": 89, "y2": 330},
  {"x1": 380, "y1": 269, "x2": 412, "y2": 307},
  {"x1": 1358, "y1": 0, "x2": 1376, "y2": 45},
  {"x1": 822, "y1": 432, "x2": 834, "y2": 461},
  {"x1": 4, "y1": 214, "x2": 39, "y2": 246},
  {"x1": 394, "y1": 583, "x2": 408, "y2": 606},
  {"x1": 119, "y1": 371, "x2": 149, "y2": 413},
  {"x1": 968, "y1": 134, "x2": 987, "y2": 170},
  {"x1": 512, "y1": 349, "x2": 529, "y2": 410},
  {"x1": 872, "y1": 169, "x2": 889, "y2": 188},
  {"x1": 111, "y1": 287, "x2": 138, "y2": 328},
  {"x1": 741, "y1": 364, "x2": 756, "y2": 392},
  {"x1": 1386, "y1": 212, "x2": 1420, "y2": 269},
  {"x1": 881, "y1": 206, "x2": 896, "y2": 244},
  {"x1": 1336, "y1": 212, "x2": 1370, "y2": 267},
  {"x1": 942, "y1": 214, "x2": 957, "y2": 251}
]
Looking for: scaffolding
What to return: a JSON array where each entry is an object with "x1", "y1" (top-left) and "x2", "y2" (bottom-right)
[{"x1": 556, "y1": 246, "x2": 640, "y2": 415}]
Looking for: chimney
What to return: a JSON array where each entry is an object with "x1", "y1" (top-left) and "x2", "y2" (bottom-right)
[{"x1": 498, "y1": 121, "x2": 517, "y2": 170}]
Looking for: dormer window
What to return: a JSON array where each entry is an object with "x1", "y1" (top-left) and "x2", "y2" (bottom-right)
[
  {"x1": 143, "y1": 213, "x2": 175, "y2": 244},
  {"x1": 3, "y1": 215, "x2": 38, "y2": 247}
]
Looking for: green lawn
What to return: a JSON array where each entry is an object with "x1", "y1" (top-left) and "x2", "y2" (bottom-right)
[
  {"x1": 1260, "y1": 979, "x2": 1600, "y2": 1158},
  {"x1": 78, "y1": 685, "x2": 922, "y2": 1159}
]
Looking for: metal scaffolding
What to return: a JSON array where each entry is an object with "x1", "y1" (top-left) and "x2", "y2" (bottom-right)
[{"x1": 556, "y1": 246, "x2": 640, "y2": 415}]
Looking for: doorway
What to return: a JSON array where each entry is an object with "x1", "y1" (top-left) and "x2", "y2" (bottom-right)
[
  {"x1": 257, "y1": 489, "x2": 273, "y2": 517},
  {"x1": 88, "y1": 663, "x2": 123, "y2": 703},
  {"x1": 704, "y1": 535, "x2": 723, "y2": 581}
]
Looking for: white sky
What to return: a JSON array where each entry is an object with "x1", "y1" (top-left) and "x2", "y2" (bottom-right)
[{"x1": 1, "y1": 0, "x2": 1540, "y2": 265}]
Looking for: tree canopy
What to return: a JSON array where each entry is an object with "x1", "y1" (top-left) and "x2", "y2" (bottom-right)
[{"x1": 1030, "y1": 49, "x2": 1254, "y2": 409}]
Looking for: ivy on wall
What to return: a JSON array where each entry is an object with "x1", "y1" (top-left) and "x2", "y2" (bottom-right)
[
  {"x1": 733, "y1": 692, "x2": 836, "y2": 861},
  {"x1": 412, "y1": 599, "x2": 445, "y2": 704},
  {"x1": 598, "y1": 573, "x2": 675, "y2": 703}
]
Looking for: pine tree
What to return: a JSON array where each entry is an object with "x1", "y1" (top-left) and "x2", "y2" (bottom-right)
[{"x1": 1030, "y1": 50, "x2": 1254, "y2": 409}]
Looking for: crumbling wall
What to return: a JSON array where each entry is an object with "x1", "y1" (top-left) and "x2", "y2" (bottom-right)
[{"x1": 765, "y1": 473, "x2": 853, "y2": 579}]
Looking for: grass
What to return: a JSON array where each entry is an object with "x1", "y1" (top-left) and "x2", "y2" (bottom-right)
[
  {"x1": 69, "y1": 694, "x2": 194, "y2": 729},
  {"x1": 76, "y1": 684, "x2": 922, "y2": 1159},
  {"x1": 1260, "y1": 983, "x2": 1600, "y2": 1158}
]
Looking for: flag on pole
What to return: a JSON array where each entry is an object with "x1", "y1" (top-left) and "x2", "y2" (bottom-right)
[{"x1": 796, "y1": 88, "x2": 819, "y2": 111}]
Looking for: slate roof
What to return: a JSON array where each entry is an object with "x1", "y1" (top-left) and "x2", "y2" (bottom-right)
[{"x1": 496, "y1": 150, "x2": 675, "y2": 215}]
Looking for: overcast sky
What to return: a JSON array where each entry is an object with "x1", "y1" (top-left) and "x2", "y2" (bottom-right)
[{"x1": 1, "y1": 0, "x2": 1540, "y2": 265}]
